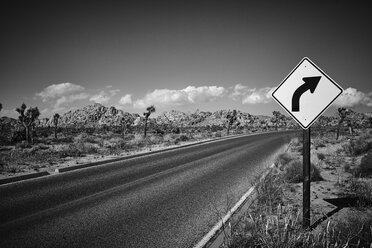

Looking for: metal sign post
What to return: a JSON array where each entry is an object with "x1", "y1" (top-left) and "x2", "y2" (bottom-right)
[
  {"x1": 271, "y1": 57, "x2": 343, "y2": 230},
  {"x1": 303, "y1": 127, "x2": 311, "y2": 229}
]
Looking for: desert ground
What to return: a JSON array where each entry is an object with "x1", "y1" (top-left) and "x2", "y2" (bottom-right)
[{"x1": 227, "y1": 128, "x2": 372, "y2": 247}]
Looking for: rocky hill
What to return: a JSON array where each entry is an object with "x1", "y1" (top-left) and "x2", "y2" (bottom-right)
[
  {"x1": 41, "y1": 103, "x2": 140, "y2": 127},
  {"x1": 1, "y1": 103, "x2": 370, "y2": 144}
]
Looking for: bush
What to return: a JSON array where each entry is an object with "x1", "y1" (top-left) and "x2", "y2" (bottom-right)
[
  {"x1": 275, "y1": 153, "x2": 294, "y2": 167},
  {"x1": 129, "y1": 134, "x2": 147, "y2": 148},
  {"x1": 214, "y1": 131, "x2": 222, "y2": 138},
  {"x1": 15, "y1": 140, "x2": 31, "y2": 149},
  {"x1": 343, "y1": 136, "x2": 371, "y2": 156},
  {"x1": 179, "y1": 134, "x2": 189, "y2": 142},
  {"x1": 349, "y1": 179, "x2": 372, "y2": 205},
  {"x1": 57, "y1": 144, "x2": 82, "y2": 158},
  {"x1": 354, "y1": 151, "x2": 372, "y2": 177},
  {"x1": 317, "y1": 153, "x2": 325, "y2": 161},
  {"x1": 255, "y1": 172, "x2": 284, "y2": 208},
  {"x1": 283, "y1": 160, "x2": 322, "y2": 183}
]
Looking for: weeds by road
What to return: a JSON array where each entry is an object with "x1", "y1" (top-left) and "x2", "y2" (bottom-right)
[{"x1": 227, "y1": 128, "x2": 372, "y2": 247}]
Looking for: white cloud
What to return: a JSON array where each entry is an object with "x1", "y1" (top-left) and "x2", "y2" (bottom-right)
[
  {"x1": 334, "y1": 87, "x2": 372, "y2": 108},
  {"x1": 89, "y1": 89, "x2": 120, "y2": 104},
  {"x1": 54, "y1": 93, "x2": 89, "y2": 111},
  {"x1": 36, "y1": 82, "x2": 85, "y2": 102},
  {"x1": 231, "y1": 84, "x2": 275, "y2": 104},
  {"x1": 90, "y1": 91, "x2": 110, "y2": 104},
  {"x1": 109, "y1": 89, "x2": 120, "y2": 96},
  {"x1": 133, "y1": 86, "x2": 226, "y2": 108},
  {"x1": 119, "y1": 94, "x2": 132, "y2": 105}
]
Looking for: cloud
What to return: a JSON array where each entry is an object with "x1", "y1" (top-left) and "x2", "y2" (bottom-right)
[
  {"x1": 36, "y1": 82, "x2": 85, "y2": 102},
  {"x1": 119, "y1": 94, "x2": 132, "y2": 105},
  {"x1": 231, "y1": 84, "x2": 275, "y2": 104},
  {"x1": 90, "y1": 91, "x2": 110, "y2": 104},
  {"x1": 333, "y1": 87, "x2": 372, "y2": 108},
  {"x1": 133, "y1": 86, "x2": 226, "y2": 108},
  {"x1": 89, "y1": 89, "x2": 120, "y2": 104},
  {"x1": 54, "y1": 93, "x2": 90, "y2": 112}
]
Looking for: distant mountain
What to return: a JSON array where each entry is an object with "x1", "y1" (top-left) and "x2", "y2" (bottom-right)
[
  {"x1": 156, "y1": 109, "x2": 272, "y2": 128},
  {"x1": 4, "y1": 103, "x2": 370, "y2": 136},
  {"x1": 40, "y1": 103, "x2": 140, "y2": 127},
  {"x1": 33, "y1": 104, "x2": 274, "y2": 129}
]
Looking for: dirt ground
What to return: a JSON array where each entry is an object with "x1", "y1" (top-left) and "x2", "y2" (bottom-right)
[
  {"x1": 279, "y1": 130, "x2": 372, "y2": 233},
  {"x1": 0, "y1": 136, "x2": 214, "y2": 180}
]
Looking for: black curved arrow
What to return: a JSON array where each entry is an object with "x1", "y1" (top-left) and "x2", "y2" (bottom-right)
[{"x1": 292, "y1": 76, "x2": 321, "y2": 112}]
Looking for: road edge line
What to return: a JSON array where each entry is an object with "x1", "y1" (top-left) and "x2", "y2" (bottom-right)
[{"x1": 193, "y1": 163, "x2": 275, "y2": 248}]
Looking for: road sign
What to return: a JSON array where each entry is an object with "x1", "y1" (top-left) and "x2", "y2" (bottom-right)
[{"x1": 272, "y1": 57, "x2": 343, "y2": 129}]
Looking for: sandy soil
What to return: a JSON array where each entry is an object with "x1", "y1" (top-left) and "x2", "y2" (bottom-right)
[{"x1": 279, "y1": 133, "x2": 372, "y2": 232}]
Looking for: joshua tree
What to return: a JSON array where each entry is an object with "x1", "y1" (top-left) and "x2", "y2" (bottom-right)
[
  {"x1": 226, "y1": 110, "x2": 237, "y2": 135},
  {"x1": 120, "y1": 116, "x2": 133, "y2": 139},
  {"x1": 143, "y1": 105, "x2": 155, "y2": 138},
  {"x1": 16, "y1": 103, "x2": 40, "y2": 144},
  {"x1": 272, "y1": 111, "x2": 285, "y2": 131},
  {"x1": 336, "y1": 107, "x2": 350, "y2": 140},
  {"x1": 53, "y1": 113, "x2": 60, "y2": 140}
]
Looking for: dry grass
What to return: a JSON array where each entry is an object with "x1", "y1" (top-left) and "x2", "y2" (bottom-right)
[
  {"x1": 282, "y1": 160, "x2": 323, "y2": 184},
  {"x1": 229, "y1": 129, "x2": 372, "y2": 247},
  {"x1": 229, "y1": 167, "x2": 372, "y2": 248}
]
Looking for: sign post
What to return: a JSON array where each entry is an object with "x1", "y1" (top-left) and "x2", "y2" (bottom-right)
[
  {"x1": 303, "y1": 128, "x2": 311, "y2": 228},
  {"x1": 272, "y1": 57, "x2": 343, "y2": 229}
]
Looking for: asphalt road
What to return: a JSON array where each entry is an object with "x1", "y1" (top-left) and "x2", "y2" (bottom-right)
[{"x1": 0, "y1": 131, "x2": 295, "y2": 248}]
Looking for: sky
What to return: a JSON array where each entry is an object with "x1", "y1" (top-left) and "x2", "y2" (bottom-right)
[{"x1": 0, "y1": 0, "x2": 371, "y2": 118}]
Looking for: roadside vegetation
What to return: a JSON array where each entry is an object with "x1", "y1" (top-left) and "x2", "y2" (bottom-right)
[
  {"x1": 226, "y1": 125, "x2": 372, "y2": 247},
  {"x1": 0, "y1": 103, "x2": 294, "y2": 176},
  {"x1": 0, "y1": 103, "x2": 371, "y2": 181}
]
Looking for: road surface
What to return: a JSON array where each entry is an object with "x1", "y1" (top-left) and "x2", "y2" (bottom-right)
[{"x1": 0, "y1": 131, "x2": 295, "y2": 248}]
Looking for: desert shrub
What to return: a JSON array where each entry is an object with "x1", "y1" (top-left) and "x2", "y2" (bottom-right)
[
  {"x1": 124, "y1": 133, "x2": 135, "y2": 141},
  {"x1": 295, "y1": 146, "x2": 303, "y2": 154},
  {"x1": 129, "y1": 134, "x2": 147, "y2": 148},
  {"x1": 83, "y1": 135, "x2": 98, "y2": 144},
  {"x1": 149, "y1": 135, "x2": 163, "y2": 144},
  {"x1": 231, "y1": 204, "x2": 372, "y2": 248},
  {"x1": 0, "y1": 163, "x2": 23, "y2": 173},
  {"x1": 163, "y1": 133, "x2": 179, "y2": 143},
  {"x1": 11, "y1": 130, "x2": 26, "y2": 144},
  {"x1": 314, "y1": 140, "x2": 326, "y2": 149},
  {"x1": 291, "y1": 138, "x2": 301, "y2": 147},
  {"x1": 214, "y1": 131, "x2": 222, "y2": 138},
  {"x1": 15, "y1": 140, "x2": 31, "y2": 149},
  {"x1": 85, "y1": 127, "x2": 96, "y2": 135},
  {"x1": 317, "y1": 153, "x2": 325, "y2": 161},
  {"x1": 192, "y1": 133, "x2": 205, "y2": 140},
  {"x1": 275, "y1": 152, "x2": 294, "y2": 167},
  {"x1": 211, "y1": 125, "x2": 223, "y2": 132},
  {"x1": 173, "y1": 138, "x2": 181, "y2": 145},
  {"x1": 343, "y1": 136, "x2": 371, "y2": 156},
  {"x1": 57, "y1": 144, "x2": 82, "y2": 158},
  {"x1": 179, "y1": 134, "x2": 189, "y2": 142},
  {"x1": 344, "y1": 163, "x2": 351, "y2": 172},
  {"x1": 283, "y1": 160, "x2": 322, "y2": 183},
  {"x1": 234, "y1": 128, "x2": 244, "y2": 134},
  {"x1": 349, "y1": 179, "x2": 372, "y2": 206},
  {"x1": 254, "y1": 172, "x2": 284, "y2": 209},
  {"x1": 353, "y1": 151, "x2": 372, "y2": 177},
  {"x1": 78, "y1": 142, "x2": 98, "y2": 154},
  {"x1": 171, "y1": 127, "x2": 180, "y2": 134}
]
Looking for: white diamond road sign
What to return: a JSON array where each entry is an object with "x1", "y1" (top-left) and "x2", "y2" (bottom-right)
[{"x1": 272, "y1": 57, "x2": 343, "y2": 129}]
